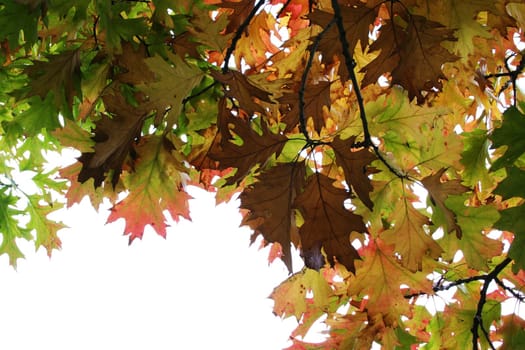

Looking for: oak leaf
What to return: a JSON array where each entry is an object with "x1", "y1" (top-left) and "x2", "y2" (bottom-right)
[
  {"x1": 331, "y1": 135, "x2": 376, "y2": 210},
  {"x1": 271, "y1": 268, "x2": 333, "y2": 320},
  {"x1": 278, "y1": 81, "x2": 331, "y2": 133},
  {"x1": 107, "y1": 135, "x2": 191, "y2": 242},
  {"x1": 490, "y1": 106, "x2": 525, "y2": 170},
  {"x1": 240, "y1": 162, "x2": 306, "y2": 272},
  {"x1": 443, "y1": 194, "x2": 502, "y2": 270},
  {"x1": 309, "y1": 2, "x2": 376, "y2": 80},
  {"x1": 363, "y1": 16, "x2": 457, "y2": 102},
  {"x1": 348, "y1": 239, "x2": 433, "y2": 323},
  {"x1": 294, "y1": 173, "x2": 366, "y2": 272},
  {"x1": 210, "y1": 106, "x2": 287, "y2": 185},
  {"x1": 382, "y1": 200, "x2": 443, "y2": 272},
  {"x1": 0, "y1": 188, "x2": 32, "y2": 267},
  {"x1": 140, "y1": 52, "x2": 204, "y2": 126},
  {"x1": 211, "y1": 70, "x2": 273, "y2": 116},
  {"x1": 78, "y1": 90, "x2": 149, "y2": 187},
  {"x1": 24, "y1": 49, "x2": 81, "y2": 109},
  {"x1": 421, "y1": 168, "x2": 469, "y2": 237}
]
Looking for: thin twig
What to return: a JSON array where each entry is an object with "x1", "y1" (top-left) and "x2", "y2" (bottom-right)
[
  {"x1": 494, "y1": 277, "x2": 525, "y2": 302},
  {"x1": 276, "y1": 0, "x2": 293, "y2": 18},
  {"x1": 222, "y1": 0, "x2": 266, "y2": 73},
  {"x1": 330, "y1": 0, "x2": 405, "y2": 179},
  {"x1": 182, "y1": 81, "x2": 219, "y2": 106}
]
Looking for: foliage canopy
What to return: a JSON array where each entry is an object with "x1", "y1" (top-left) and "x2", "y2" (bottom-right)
[{"x1": 1, "y1": 0, "x2": 525, "y2": 348}]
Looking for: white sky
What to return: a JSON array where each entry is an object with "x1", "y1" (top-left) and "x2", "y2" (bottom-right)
[{"x1": 0, "y1": 186, "x2": 307, "y2": 350}]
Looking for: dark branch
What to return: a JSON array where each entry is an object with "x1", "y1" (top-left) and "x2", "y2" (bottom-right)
[
  {"x1": 404, "y1": 258, "x2": 514, "y2": 349},
  {"x1": 182, "y1": 81, "x2": 219, "y2": 106},
  {"x1": 494, "y1": 277, "x2": 525, "y2": 302},
  {"x1": 222, "y1": 0, "x2": 266, "y2": 73},
  {"x1": 471, "y1": 257, "x2": 512, "y2": 350},
  {"x1": 484, "y1": 53, "x2": 525, "y2": 107},
  {"x1": 330, "y1": 0, "x2": 406, "y2": 179}
]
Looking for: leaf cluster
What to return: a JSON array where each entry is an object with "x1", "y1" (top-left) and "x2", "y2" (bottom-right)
[{"x1": 1, "y1": 0, "x2": 525, "y2": 348}]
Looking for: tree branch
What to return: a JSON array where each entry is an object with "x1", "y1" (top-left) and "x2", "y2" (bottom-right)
[
  {"x1": 222, "y1": 0, "x2": 266, "y2": 73},
  {"x1": 471, "y1": 257, "x2": 512, "y2": 350},
  {"x1": 494, "y1": 277, "x2": 525, "y2": 302},
  {"x1": 403, "y1": 258, "x2": 513, "y2": 349},
  {"x1": 330, "y1": 0, "x2": 406, "y2": 179}
]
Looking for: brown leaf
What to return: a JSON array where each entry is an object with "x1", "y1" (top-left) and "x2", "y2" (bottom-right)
[
  {"x1": 221, "y1": 0, "x2": 254, "y2": 34},
  {"x1": 421, "y1": 168, "x2": 469, "y2": 237},
  {"x1": 294, "y1": 173, "x2": 367, "y2": 272},
  {"x1": 25, "y1": 49, "x2": 81, "y2": 108},
  {"x1": 113, "y1": 42, "x2": 155, "y2": 85},
  {"x1": 331, "y1": 135, "x2": 377, "y2": 210},
  {"x1": 78, "y1": 90, "x2": 149, "y2": 187},
  {"x1": 363, "y1": 15, "x2": 458, "y2": 103},
  {"x1": 309, "y1": 3, "x2": 377, "y2": 80},
  {"x1": 240, "y1": 162, "x2": 306, "y2": 272},
  {"x1": 278, "y1": 81, "x2": 331, "y2": 133},
  {"x1": 210, "y1": 102, "x2": 288, "y2": 185},
  {"x1": 211, "y1": 70, "x2": 273, "y2": 116}
]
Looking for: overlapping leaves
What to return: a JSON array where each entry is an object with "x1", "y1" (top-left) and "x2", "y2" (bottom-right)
[{"x1": 0, "y1": 0, "x2": 524, "y2": 348}]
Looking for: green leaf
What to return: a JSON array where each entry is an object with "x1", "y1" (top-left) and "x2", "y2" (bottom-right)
[
  {"x1": 394, "y1": 326, "x2": 419, "y2": 349},
  {"x1": 140, "y1": 52, "x2": 204, "y2": 128},
  {"x1": 494, "y1": 205, "x2": 525, "y2": 272},
  {"x1": 494, "y1": 167, "x2": 525, "y2": 200},
  {"x1": 461, "y1": 129, "x2": 492, "y2": 188},
  {"x1": 15, "y1": 94, "x2": 61, "y2": 135},
  {"x1": 444, "y1": 194, "x2": 502, "y2": 270},
  {"x1": 0, "y1": 188, "x2": 32, "y2": 267},
  {"x1": 96, "y1": 2, "x2": 149, "y2": 53},
  {"x1": 0, "y1": 1, "x2": 40, "y2": 47},
  {"x1": 490, "y1": 106, "x2": 525, "y2": 170},
  {"x1": 26, "y1": 195, "x2": 66, "y2": 256}
]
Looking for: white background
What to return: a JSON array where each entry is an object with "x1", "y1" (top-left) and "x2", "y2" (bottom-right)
[{"x1": 0, "y1": 186, "x2": 306, "y2": 349}]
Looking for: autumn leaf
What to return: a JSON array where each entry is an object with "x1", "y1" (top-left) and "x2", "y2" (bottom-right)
[
  {"x1": 331, "y1": 135, "x2": 376, "y2": 210},
  {"x1": 494, "y1": 205, "x2": 525, "y2": 272},
  {"x1": 107, "y1": 135, "x2": 191, "y2": 242},
  {"x1": 421, "y1": 168, "x2": 469, "y2": 237},
  {"x1": 26, "y1": 195, "x2": 65, "y2": 257},
  {"x1": 1, "y1": 1, "x2": 524, "y2": 347},
  {"x1": 294, "y1": 173, "x2": 366, "y2": 272},
  {"x1": 23, "y1": 49, "x2": 81, "y2": 109},
  {"x1": 278, "y1": 81, "x2": 331, "y2": 133},
  {"x1": 363, "y1": 15, "x2": 458, "y2": 102},
  {"x1": 140, "y1": 52, "x2": 204, "y2": 127},
  {"x1": 382, "y1": 199, "x2": 443, "y2": 272},
  {"x1": 271, "y1": 268, "x2": 334, "y2": 320},
  {"x1": 494, "y1": 166, "x2": 525, "y2": 200},
  {"x1": 460, "y1": 129, "x2": 493, "y2": 189},
  {"x1": 309, "y1": 2, "x2": 376, "y2": 80},
  {"x1": 211, "y1": 70, "x2": 273, "y2": 116},
  {"x1": 348, "y1": 239, "x2": 433, "y2": 323},
  {"x1": 78, "y1": 90, "x2": 150, "y2": 187},
  {"x1": 210, "y1": 106, "x2": 288, "y2": 185},
  {"x1": 444, "y1": 194, "x2": 502, "y2": 270},
  {"x1": 240, "y1": 162, "x2": 305, "y2": 272}
]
